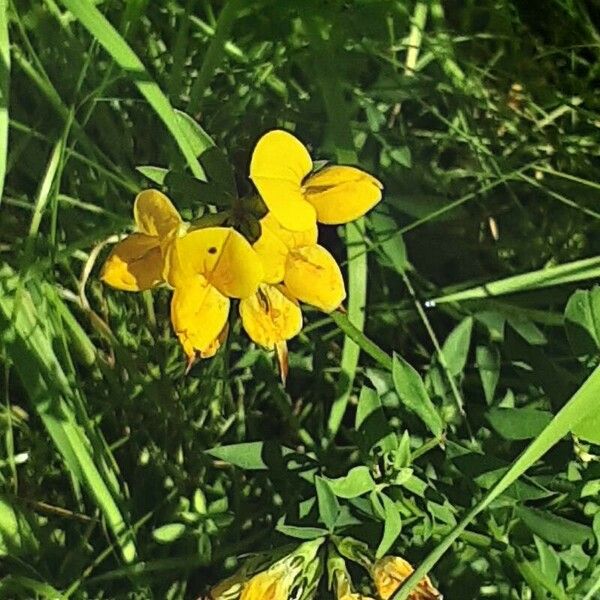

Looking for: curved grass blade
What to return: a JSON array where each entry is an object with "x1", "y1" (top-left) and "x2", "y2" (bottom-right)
[
  {"x1": 430, "y1": 255, "x2": 600, "y2": 305},
  {"x1": 393, "y1": 363, "x2": 600, "y2": 599},
  {"x1": 60, "y1": 0, "x2": 209, "y2": 179}
]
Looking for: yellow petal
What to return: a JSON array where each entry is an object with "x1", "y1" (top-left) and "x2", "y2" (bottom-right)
[
  {"x1": 239, "y1": 285, "x2": 302, "y2": 349},
  {"x1": 250, "y1": 130, "x2": 315, "y2": 231},
  {"x1": 253, "y1": 213, "x2": 318, "y2": 284},
  {"x1": 240, "y1": 569, "x2": 289, "y2": 600},
  {"x1": 101, "y1": 233, "x2": 163, "y2": 291},
  {"x1": 170, "y1": 275, "x2": 230, "y2": 360},
  {"x1": 199, "y1": 323, "x2": 228, "y2": 359},
  {"x1": 372, "y1": 556, "x2": 442, "y2": 600},
  {"x1": 134, "y1": 189, "x2": 182, "y2": 238},
  {"x1": 166, "y1": 228, "x2": 263, "y2": 298},
  {"x1": 284, "y1": 245, "x2": 346, "y2": 312},
  {"x1": 303, "y1": 166, "x2": 383, "y2": 224}
]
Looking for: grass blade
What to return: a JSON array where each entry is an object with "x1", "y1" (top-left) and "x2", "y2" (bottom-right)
[
  {"x1": 393, "y1": 363, "x2": 600, "y2": 599},
  {"x1": 187, "y1": 0, "x2": 243, "y2": 114},
  {"x1": 60, "y1": 0, "x2": 208, "y2": 179},
  {"x1": 304, "y1": 18, "x2": 368, "y2": 439},
  {"x1": 430, "y1": 255, "x2": 600, "y2": 305},
  {"x1": 0, "y1": 267, "x2": 137, "y2": 563},
  {"x1": 0, "y1": 0, "x2": 9, "y2": 203}
]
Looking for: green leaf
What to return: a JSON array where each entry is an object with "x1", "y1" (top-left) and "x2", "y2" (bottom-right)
[
  {"x1": 392, "y1": 353, "x2": 444, "y2": 437},
  {"x1": 327, "y1": 218, "x2": 368, "y2": 438},
  {"x1": 376, "y1": 493, "x2": 402, "y2": 558},
  {"x1": 174, "y1": 110, "x2": 214, "y2": 159},
  {"x1": 276, "y1": 523, "x2": 329, "y2": 540},
  {"x1": 476, "y1": 345, "x2": 500, "y2": 404},
  {"x1": 315, "y1": 476, "x2": 339, "y2": 531},
  {"x1": 370, "y1": 211, "x2": 408, "y2": 275},
  {"x1": 136, "y1": 165, "x2": 168, "y2": 185},
  {"x1": 0, "y1": 495, "x2": 38, "y2": 557},
  {"x1": 515, "y1": 506, "x2": 593, "y2": 546},
  {"x1": 534, "y1": 535, "x2": 561, "y2": 586},
  {"x1": 152, "y1": 523, "x2": 187, "y2": 544},
  {"x1": 565, "y1": 287, "x2": 600, "y2": 355},
  {"x1": 193, "y1": 489, "x2": 207, "y2": 514},
  {"x1": 486, "y1": 407, "x2": 553, "y2": 440},
  {"x1": 355, "y1": 386, "x2": 397, "y2": 453},
  {"x1": 205, "y1": 442, "x2": 293, "y2": 470},
  {"x1": 389, "y1": 146, "x2": 412, "y2": 168},
  {"x1": 441, "y1": 317, "x2": 473, "y2": 376},
  {"x1": 572, "y1": 410, "x2": 600, "y2": 444},
  {"x1": 326, "y1": 466, "x2": 377, "y2": 499},
  {"x1": 508, "y1": 315, "x2": 547, "y2": 346}
]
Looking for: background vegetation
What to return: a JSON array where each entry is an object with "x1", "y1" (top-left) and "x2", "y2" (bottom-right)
[{"x1": 1, "y1": 0, "x2": 600, "y2": 598}]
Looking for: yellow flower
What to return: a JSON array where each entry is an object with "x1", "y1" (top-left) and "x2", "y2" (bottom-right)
[
  {"x1": 372, "y1": 556, "x2": 442, "y2": 600},
  {"x1": 329, "y1": 553, "x2": 375, "y2": 600},
  {"x1": 250, "y1": 129, "x2": 383, "y2": 231},
  {"x1": 166, "y1": 227, "x2": 263, "y2": 360},
  {"x1": 239, "y1": 284, "x2": 302, "y2": 350},
  {"x1": 239, "y1": 213, "x2": 345, "y2": 351},
  {"x1": 239, "y1": 563, "x2": 294, "y2": 600},
  {"x1": 101, "y1": 189, "x2": 263, "y2": 361},
  {"x1": 210, "y1": 538, "x2": 324, "y2": 600},
  {"x1": 101, "y1": 189, "x2": 182, "y2": 291}
]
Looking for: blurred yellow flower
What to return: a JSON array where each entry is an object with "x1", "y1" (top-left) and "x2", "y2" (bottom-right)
[
  {"x1": 210, "y1": 538, "x2": 324, "y2": 600},
  {"x1": 250, "y1": 130, "x2": 382, "y2": 231},
  {"x1": 101, "y1": 189, "x2": 182, "y2": 291},
  {"x1": 329, "y1": 553, "x2": 375, "y2": 600},
  {"x1": 239, "y1": 563, "x2": 293, "y2": 600},
  {"x1": 372, "y1": 556, "x2": 442, "y2": 600}
]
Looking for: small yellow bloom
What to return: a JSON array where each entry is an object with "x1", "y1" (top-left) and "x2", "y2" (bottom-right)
[
  {"x1": 250, "y1": 130, "x2": 382, "y2": 231},
  {"x1": 372, "y1": 556, "x2": 442, "y2": 600},
  {"x1": 284, "y1": 244, "x2": 346, "y2": 313},
  {"x1": 170, "y1": 275, "x2": 229, "y2": 360},
  {"x1": 239, "y1": 563, "x2": 293, "y2": 600},
  {"x1": 210, "y1": 538, "x2": 324, "y2": 600},
  {"x1": 239, "y1": 284, "x2": 302, "y2": 350},
  {"x1": 329, "y1": 554, "x2": 375, "y2": 600},
  {"x1": 101, "y1": 189, "x2": 263, "y2": 361},
  {"x1": 252, "y1": 212, "x2": 317, "y2": 284},
  {"x1": 303, "y1": 165, "x2": 383, "y2": 225},
  {"x1": 166, "y1": 226, "x2": 263, "y2": 298},
  {"x1": 239, "y1": 213, "x2": 345, "y2": 351},
  {"x1": 101, "y1": 189, "x2": 182, "y2": 291},
  {"x1": 253, "y1": 213, "x2": 346, "y2": 313}
]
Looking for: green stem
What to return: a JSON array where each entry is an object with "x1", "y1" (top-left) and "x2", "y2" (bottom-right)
[
  {"x1": 401, "y1": 271, "x2": 467, "y2": 420},
  {"x1": 331, "y1": 312, "x2": 392, "y2": 371}
]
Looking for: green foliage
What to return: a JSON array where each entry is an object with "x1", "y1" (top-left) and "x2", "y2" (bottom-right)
[{"x1": 1, "y1": 0, "x2": 600, "y2": 598}]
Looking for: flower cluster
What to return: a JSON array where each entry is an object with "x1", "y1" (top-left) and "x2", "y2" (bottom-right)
[
  {"x1": 208, "y1": 537, "x2": 442, "y2": 600},
  {"x1": 101, "y1": 130, "x2": 382, "y2": 365}
]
